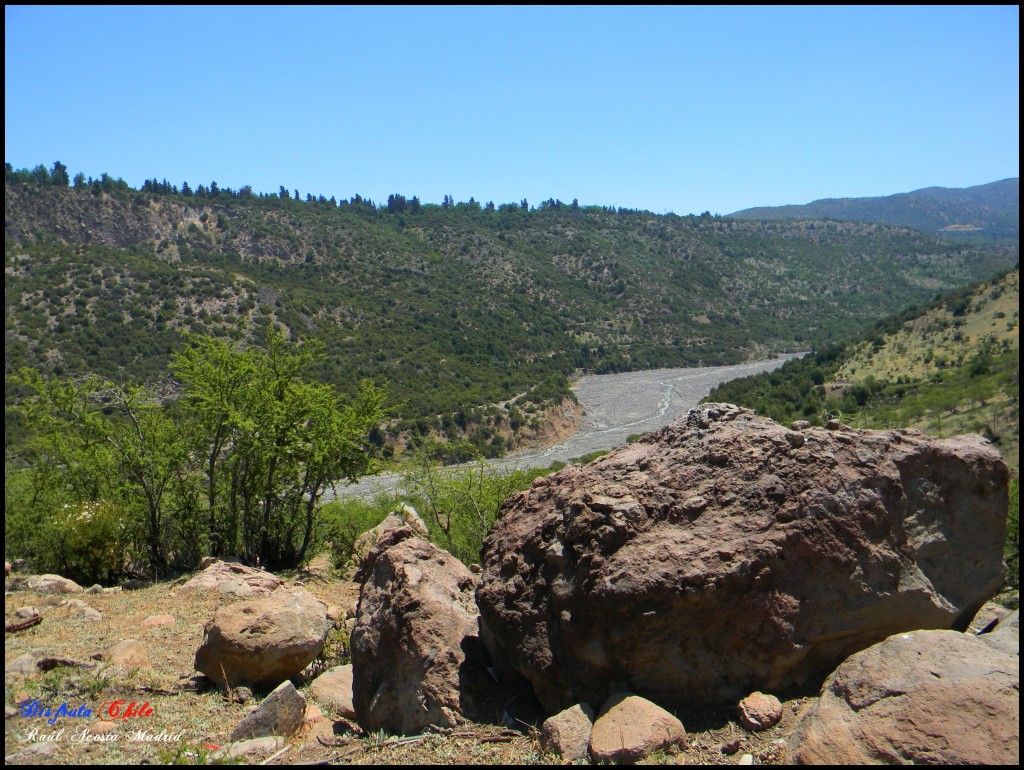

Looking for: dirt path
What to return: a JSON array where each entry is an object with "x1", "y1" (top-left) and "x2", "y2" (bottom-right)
[{"x1": 332, "y1": 354, "x2": 802, "y2": 500}]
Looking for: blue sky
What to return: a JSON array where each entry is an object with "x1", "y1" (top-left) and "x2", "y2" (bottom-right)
[{"x1": 5, "y1": 5, "x2": 1019, "y2": 215}]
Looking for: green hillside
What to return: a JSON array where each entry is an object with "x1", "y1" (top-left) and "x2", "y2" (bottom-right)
[
  {"x1": 730, "y1": 178, "x2": 1019, "y2": 244},
  {"x1": 5, "y1": 164, "x2": 1019, "y2": 457},
  {"x1": 706, "y1": 269, "x2": 1019, "y2": 463}
]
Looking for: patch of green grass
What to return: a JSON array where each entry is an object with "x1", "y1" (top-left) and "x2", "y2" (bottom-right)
[
  {"x1": 303, "y1": 625, "x2": 352, "y2": 684},
  {"x1": 569, "y1": 449, "x2": 612, "y2": 465}
]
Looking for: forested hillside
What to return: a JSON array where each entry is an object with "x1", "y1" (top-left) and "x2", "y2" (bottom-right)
[
  {"x1": 730, "y1": 178, "x2": 1019, "y2": 244},
  {"x1": 5, "y1": 163, "x2": 1019, "y2": 457}
]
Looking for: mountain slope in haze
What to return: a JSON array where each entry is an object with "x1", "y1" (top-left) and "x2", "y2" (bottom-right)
[
  {"x1": 5, "y1": 167, "x2": 1019, "y2": 456},
  {"x1": 729, "y1": 178, "x2": 1019, "y2": 243}
]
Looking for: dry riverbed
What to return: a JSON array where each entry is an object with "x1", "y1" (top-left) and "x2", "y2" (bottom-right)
[
  {"x1": 502, "y1": 355, "x2": 803, "y2": 471},
  {"x1": 335, "y1": 354, "x2": 802, "y2": 500}
]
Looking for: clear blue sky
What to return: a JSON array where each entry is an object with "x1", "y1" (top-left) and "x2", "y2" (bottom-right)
[{"x1": 5, "y1": 5, "x2": 1019, "y2": 215}]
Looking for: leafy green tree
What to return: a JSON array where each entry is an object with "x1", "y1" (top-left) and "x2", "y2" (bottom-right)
[
  {"x1": 169, "y1": 334, "x2": 251, "y2": 555},
  {"x1": 10, "y1": 371, "x2": 119, "y2": 514},
  {"x1": 100, "y1": 383, "x2": 199, "y2": 572},
  {"x1": 8, "y1": 332, "x2": 387, "y2": 577},
  {"x1": 173, "y1": 330, "x2": 387, "y2": 567},
  {"x1": 9, "y1": 370, "x2": 197, "y2": 578},
  {"x1": 50, "y1": 161, "x2": 70, "y2": 187},
  {"x1": 31, "y1": 164, "x2": 51, "y2": 185}
]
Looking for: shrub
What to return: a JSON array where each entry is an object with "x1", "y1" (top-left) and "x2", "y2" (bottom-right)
[
  {"x1": 400, "y1": 442, "x2": 535, "y2": 565},
  {"x1": 51, "y1": 500, "x2": 133, "y2": 584},
  {"x1": 320, "y1": 494, "x2": 398, "y2": 570}
]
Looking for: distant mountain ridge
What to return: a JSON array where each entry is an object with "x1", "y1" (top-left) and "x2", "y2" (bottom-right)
[{"x1": 729, "y1": 178, "x2": 1019, "y2": 242}]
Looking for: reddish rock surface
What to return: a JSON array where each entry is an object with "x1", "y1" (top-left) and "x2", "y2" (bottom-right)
[
  {"x1": 174, "y1": 560, "x2": 283, "y2": 598},
  {"x1": 351, "y1": 533, "x2": 482, "y2": 735},
  {"x1": 737, "y1": 691, "x2": 783, "y2": 732},
  {"x1": 787, "y1": 629, "x2": 1019, "y2": 765},
  {"x1": 347, "y1": 504, "x2": 429, "y2": 578},
  {"x1": 476, "y1": 404, "x2": 1009, "y2": 712},
  {"x1": 588, "y1": 693, "x2": 687, "y2": 764}
]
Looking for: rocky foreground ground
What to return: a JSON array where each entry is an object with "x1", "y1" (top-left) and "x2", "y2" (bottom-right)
[{"x1": 5, "y1": 404, "x2": 1019, "y2": 765}]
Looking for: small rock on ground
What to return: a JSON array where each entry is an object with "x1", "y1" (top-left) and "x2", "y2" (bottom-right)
[
  {"x1": 737, "y1": 692, "x2": 783, "y2": 732},
  {"x1": 541, "y1": 702, "x2": 595, "y2": 762},
  {"x1": 229, "y1": 680, "x2": 307, "y2": 742},
  {"x1": 589, "y1": 693, "x2": 687, "y2": 764}
]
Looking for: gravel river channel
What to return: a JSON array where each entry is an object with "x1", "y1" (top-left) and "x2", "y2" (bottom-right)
[{"x1": 329, "y1": 353, "x2": 803, "y2": 501}]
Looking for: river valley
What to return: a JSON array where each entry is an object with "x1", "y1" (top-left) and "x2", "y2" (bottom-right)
[{"x1": 331, "y1": 353, "x2": 803, "y2": 500}]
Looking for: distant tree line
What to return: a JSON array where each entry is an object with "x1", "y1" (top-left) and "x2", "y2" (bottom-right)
[
  {"x1": 6, "y1": 161, "x2": 129, "y2": 195},
  {"x1": 6, "y1": 160, "x2": 675, "y2": 217}
]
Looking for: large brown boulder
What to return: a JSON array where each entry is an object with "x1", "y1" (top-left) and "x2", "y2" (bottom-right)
[
  {"x1": 194, "y1": 587, "x2": 329, "y2": 690},
  {"x1": 787, "y1": 628, "x2": 1019, "y2": 764},
  {"x1": 476, "y1": 404, "x2": 1008, "y2": 713},
  {"x1": 350, "y1": 531, "x2": 482, "y2": 735}
]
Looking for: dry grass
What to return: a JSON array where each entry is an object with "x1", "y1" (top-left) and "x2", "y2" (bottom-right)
[
  {"x1": 834, "y1": 270, "x2": 1019, "y2": 385},
  {"x1": 5, "y1": 566, "x2": 809, "y2": 765}
]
